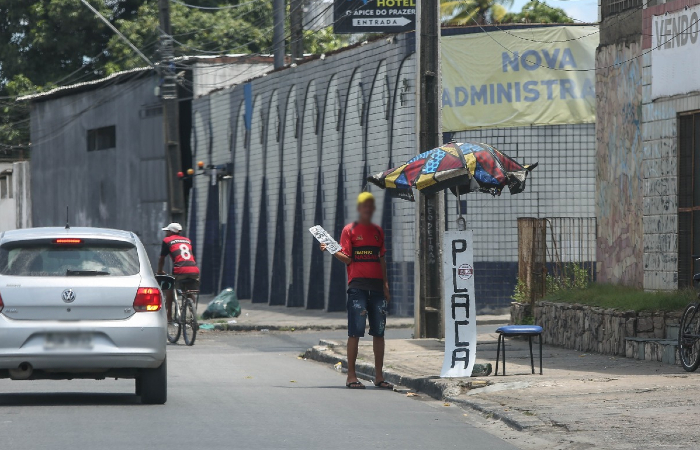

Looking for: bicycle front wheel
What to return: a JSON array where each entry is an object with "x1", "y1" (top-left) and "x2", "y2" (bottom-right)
[
  {"x1": 182, "y1": 300, "x2": 198, "y2": 346},
  {"x1": 167, "y1": 297, "x2": 181, "y2": 344},
  {"x1": 679, "y1": 303, "x2": 700, "y2": 372}
]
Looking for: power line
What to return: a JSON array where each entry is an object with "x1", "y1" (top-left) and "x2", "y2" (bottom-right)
[
  {"x1": 80, "y1": 0, "x2": 154, "y2": 66},
  {"x1": 469, "y1": 13, "x2": 700, "y2": 72},
  {"x1": 170, "y1": 0, "x2": 266, "y2": 10},
  {"x1": 473, "y1": 0, "x2": 658, "y2": 45}
]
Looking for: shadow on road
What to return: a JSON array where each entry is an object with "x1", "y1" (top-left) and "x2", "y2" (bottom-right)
[
  {"x1": 0, "y1": 392, "x2": 141, "y2": 406},
  {"x1": 271, "y1": 385, "x2": 348, "y2": 390}
]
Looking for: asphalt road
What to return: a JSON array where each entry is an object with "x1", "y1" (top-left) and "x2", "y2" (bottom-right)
[{"x1": 0, "y1": 330, "x2": 517, "y2": 450}]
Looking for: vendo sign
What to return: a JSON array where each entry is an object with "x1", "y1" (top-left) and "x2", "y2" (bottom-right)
[{"x1": 651, "y1": 4, "x2": 700, "y2": 98}]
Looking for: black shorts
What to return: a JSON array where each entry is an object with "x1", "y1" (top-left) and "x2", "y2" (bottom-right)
[{"x1": 174, "y1": 273, "x2": 200, "y2": 291}]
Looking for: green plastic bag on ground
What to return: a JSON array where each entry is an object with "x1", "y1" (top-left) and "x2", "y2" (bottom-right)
[{"x1": 202, "y1": 288, "x2": 241, "y2": 319}]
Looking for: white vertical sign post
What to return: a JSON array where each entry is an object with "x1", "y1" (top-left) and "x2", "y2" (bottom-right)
[{"x1": 441, "y1": 230, "x2": 476, "y2": 378}]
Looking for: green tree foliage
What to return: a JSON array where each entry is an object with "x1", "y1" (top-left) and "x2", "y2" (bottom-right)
[
  {"x1": 106, "y1": 1, "x2": 277, "y2": 74},
  {"x1": 441, "y1": 0, "x2": 572, "y2": 26},
  {"x1": 0, "y1": 0, "x2": 343, "y2": 151},
  {"x1": 441, "y1": 0, "x2": 513, "y2": 26},
  {"x1": 0, "y1": 0, "x2": 137, "y2": 150},
  {"x1": 498, "y1": 0, "x2": 573, "y2": 24}
]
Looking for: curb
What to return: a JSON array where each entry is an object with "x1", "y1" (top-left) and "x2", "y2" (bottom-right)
[
  {"x1": 204, "y1": 323, "x2": 414, "y2": 332},
  {"x1": 304, "y1": 344, "x2": 461, "y2": 399},
  {"x1": 304, "y1": 342, "x2": 542, "y2": 431},
  {"x1": 445, "y1": 397, "x2": 547, "y2": 431}
]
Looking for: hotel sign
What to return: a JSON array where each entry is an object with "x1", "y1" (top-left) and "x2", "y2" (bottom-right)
[{"x1": 334, "y1": 0, "x2": 415, "y2": 34}]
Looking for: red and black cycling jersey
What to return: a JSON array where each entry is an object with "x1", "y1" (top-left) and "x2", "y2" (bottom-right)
[{"x1": 160, "y1": 235, "x2": 200, "y2": 275}]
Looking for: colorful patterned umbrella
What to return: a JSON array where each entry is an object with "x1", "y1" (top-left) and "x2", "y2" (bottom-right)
[{"x1": 367, "y1": 142, "x2": 537, "y2": 201}]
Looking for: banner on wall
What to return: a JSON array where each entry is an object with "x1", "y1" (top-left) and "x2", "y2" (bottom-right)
[
  {"x1": 441, "y1": 26, "x2": 598, "y2": 131},
  {"x1": 441, "y1": 230, "x2": 477, "y2": 378},
  {"x1": 650, "y1": 4, "x2": 700, "y2": 99}
]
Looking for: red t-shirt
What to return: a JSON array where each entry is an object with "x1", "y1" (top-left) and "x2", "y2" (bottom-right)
[
  {"x1": 161, "y1": 235, "x2": 200, "y2": 275},
  {"x1": 339, "y1": 222, "x2": 386, "y2": 291}
]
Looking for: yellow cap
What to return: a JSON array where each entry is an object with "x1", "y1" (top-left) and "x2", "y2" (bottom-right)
[{"x1": 357, "y1": 191, "x2": 375, "y2": 205}]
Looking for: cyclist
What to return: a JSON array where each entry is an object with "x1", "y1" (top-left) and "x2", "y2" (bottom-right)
[{"x1": 157, "y1": 223, "x2": 200, "y2": 322}]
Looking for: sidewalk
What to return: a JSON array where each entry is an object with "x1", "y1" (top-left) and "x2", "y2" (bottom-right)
[
  {"x1": 198, "y1": 298, "x2": 421, "y2": 331},
  {"x1": 305, "y1": 324, "x2": 700, "y2": 450}
]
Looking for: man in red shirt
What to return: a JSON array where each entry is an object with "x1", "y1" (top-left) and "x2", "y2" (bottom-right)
[
  {"x1": 157, "y1": 223, "x2": 200, "y2": 322},
  {"x1": 320, "y1": 192, "x2": 392, "y2": 389}
]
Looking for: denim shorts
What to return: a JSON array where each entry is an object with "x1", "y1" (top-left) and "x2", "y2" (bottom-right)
[{"x1": 347, "y1": 288, "x2": 387, "y2": 338}]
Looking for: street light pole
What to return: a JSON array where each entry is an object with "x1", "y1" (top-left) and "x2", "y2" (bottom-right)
[
  {"x1": 273, "y1": 0, "x2": 285, "y2": 68},
  {"x1": 158, "y1": 0, "x2": 185, "y2": 222},
  {"x1": 414, "y1": 0, "x2": 444, "y2": 338},
  {"x1": 290, "y1": 0, "x2": 304, "y2": 61}
]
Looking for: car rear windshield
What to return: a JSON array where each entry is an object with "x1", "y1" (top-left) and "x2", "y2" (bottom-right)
[{"x1": 0, "y1": 241, "x2": 140, "y2": 276}]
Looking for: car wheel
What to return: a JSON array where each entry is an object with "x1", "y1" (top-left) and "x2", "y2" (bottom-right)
[{"x1": 139, "y1": 358, "x2": 167, "y2": 404}]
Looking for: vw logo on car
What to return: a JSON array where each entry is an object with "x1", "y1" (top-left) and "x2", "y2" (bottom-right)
[{"x1": 61, "y1": 289, "x2": 76, "y2": 303}]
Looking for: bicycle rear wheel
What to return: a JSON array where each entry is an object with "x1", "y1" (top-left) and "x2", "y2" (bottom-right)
[
  {"x1": 679, "y1": 303, "x2": 700, "y2": 372},
  {"x1": 182, "y1": 299, "x2": 197, "y2": 346},
  {"x1": 167, "y1": 296, "x2": 181, "y2": 344}
]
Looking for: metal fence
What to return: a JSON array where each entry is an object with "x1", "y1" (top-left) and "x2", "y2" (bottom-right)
[{"x1": 517, "y1": 217, "x2": 597, "y2": 306}]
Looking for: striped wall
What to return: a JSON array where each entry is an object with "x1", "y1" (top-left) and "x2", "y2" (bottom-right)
[
  {"x1": 191, "y1": 33, "x2": 418, "y2": 315},
  {"x1": 190, "y1": 31, "x2": 597, "y2": 315}
]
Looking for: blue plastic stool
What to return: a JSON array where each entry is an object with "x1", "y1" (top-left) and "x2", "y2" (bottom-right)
[{"x1": 495, "y1": 325, "x2": 543, "y2": 376}]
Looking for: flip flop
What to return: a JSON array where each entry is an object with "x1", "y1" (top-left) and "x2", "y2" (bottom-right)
[
  {"x1": 374, "y1": 380, "x2": 393, "y2": 389},
  {"x1": 346, "y1": 381, "x2": 366, "y2": 389}
]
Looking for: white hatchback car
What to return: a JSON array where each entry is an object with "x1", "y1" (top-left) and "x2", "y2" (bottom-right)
[{"x1": 0, "y1": 227, "x2": 167, "y2": 404}]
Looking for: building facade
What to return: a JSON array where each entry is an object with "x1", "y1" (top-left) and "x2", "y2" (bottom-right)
[
  {"x1": 24, "y1": 57, "x2": 273, "y2": 265},
  {"x1": 192, "y1": 25, "x2": 599, "y2": 315},
  {"x1": 597, "y1": 0, "x2": 700, "y2": 291}
]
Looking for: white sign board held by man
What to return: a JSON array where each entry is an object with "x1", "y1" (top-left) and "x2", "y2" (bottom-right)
[{"x1": 309, "y1": 225, "x2": 342, "y2": 255}]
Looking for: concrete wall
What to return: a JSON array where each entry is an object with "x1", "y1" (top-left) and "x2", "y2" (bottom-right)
[
  {"x1": 192, "y1": 35, "x2": 418, "y2": 314},
  {"x1": 638, "y1": 0, "x2": 700, "y2": 290},
  {"x1": 595, "y1": 39, "x2": 644, "y2": 287},
  {"x1": 192, "y1": 30, "x2": 598, "y2": 314},
  {"x1": 29, "y1": 75, "x2": 169, "y2": 265},
  {"x1": 192, "y1": 61, "x2": 273, "y2": 98},
  {"x1": 0, "y1": 163, "x2": 16, "y2": 232}
]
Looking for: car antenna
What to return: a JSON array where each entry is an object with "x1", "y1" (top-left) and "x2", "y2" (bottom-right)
[{"x1": 65, "y1": 206, "x2": 70, "y2": 230}]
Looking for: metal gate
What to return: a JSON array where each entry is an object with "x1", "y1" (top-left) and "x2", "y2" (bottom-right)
[{"x1": 517, "y1": 217, "x2": 596, "y2": 306}]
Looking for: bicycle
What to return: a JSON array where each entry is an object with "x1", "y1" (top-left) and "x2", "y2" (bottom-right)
[
  {"x1": 679, "y1": 257, "x2": 700, "y2": 371},
  {"x1": 155, "y1": 274, "x2": 199, "y2": 346}
]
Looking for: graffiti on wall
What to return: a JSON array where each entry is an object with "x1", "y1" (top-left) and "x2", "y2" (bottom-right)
[{"x1": 595, "y1": 40, "x2": 644, "y2": 287}]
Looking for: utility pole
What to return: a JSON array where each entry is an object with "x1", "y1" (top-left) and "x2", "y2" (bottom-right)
[
  {"x1": 273, "y1": 0, "x2": 285, "y2": 68},
  {"x1": 290, "y1": 0, "x2": 304, "y2": 61},
  {"x1": 158, "y1": 0, "x2": 185, "y2": 222},
  {"x1": 414, "y1": 0, "x2": 443, "y2": 338}
]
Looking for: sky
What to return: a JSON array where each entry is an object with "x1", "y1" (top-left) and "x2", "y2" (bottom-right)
[{"x1": 507, "y1": 0, "x2": 599, "y2": 23}]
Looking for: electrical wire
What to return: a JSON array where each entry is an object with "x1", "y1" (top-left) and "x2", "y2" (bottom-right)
[
  {"x1": 469, "y1": 12, "x2": 700, "y2": 72},
  {"x1": 473, "y1": 0, "x2": 658, "y2": 45},
  {"x1": 170, "y1": 0, "x2": 267, "y2": 10},
  {"x1": 7, "y1": 0, "x2": 348, "y2": 146}
]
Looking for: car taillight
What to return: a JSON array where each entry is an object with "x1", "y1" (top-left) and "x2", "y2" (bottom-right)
[{"x1": 133, "y1": 287, "x2": 161, "y2": 312}]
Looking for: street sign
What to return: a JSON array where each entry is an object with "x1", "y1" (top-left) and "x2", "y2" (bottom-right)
[
  {"x1": 441, "y1": 230, "x2": 476, "y2": 378},
  {"x1": 333, "y1": 0, "x2": 415, "y2": 34}
]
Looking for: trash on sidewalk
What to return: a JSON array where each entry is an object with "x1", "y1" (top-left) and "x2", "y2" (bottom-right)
[
  {"x1": 228, "y1": 319, "x2": 237, "y2": 325},
  {"x1": 334, "y1": 362, "x2": 343, "y2": 372},
  {"x1": 199, "y1": 323, "x2": 215, "y2": 330},
  {"x1": 201, "y1": 288, "x2": 241, "y2": 319},
  {"x1": 471, "y1": 363, "x2": 492, "y2": 377}
]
